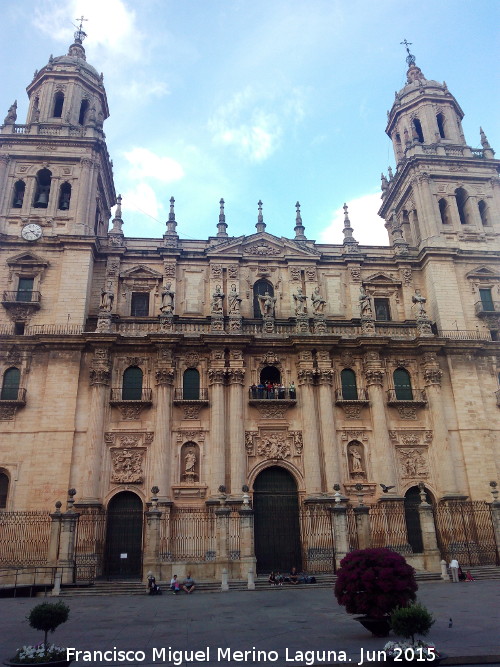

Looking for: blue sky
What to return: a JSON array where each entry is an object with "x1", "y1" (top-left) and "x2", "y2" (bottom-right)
[{"x1": 1, "y1": 0, "x2": 499, "y2": 245}]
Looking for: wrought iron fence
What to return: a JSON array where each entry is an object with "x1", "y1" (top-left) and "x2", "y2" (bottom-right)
[
  {"x1": 369, "y1": 503, "x2": 412, "y2": 555},
  {"x1": 159, "y1": 508, "x2": 216, "y2": 562},
  {"x1": 0, "y1": 511, "x2": 51, "y2": 566},
  {"x1": 433, "y1": 501, "x2": 498, "y2": 566},
  {"x1": 346, "y1": 506, "x2": 360, "y2": 552},
  {"x1": 299, "y1": 505, "x2": 334, "y2": 573},
  {"x1": 74, "y1": 509, "x2": 107, "y2": 581}
]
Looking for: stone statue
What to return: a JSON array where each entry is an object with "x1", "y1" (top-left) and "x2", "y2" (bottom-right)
[
  {"x1": 100, "y1": 286, "x2": 114, "y2": 312},
  {"x1": 228, "y1": 284, "x2": 241, "y2": 313},
  {"x1": 312, "y1": 286, "x2": 326, "y2": 315},
  {"x1": 412, "y1": 289, "x2": 427, "y2": 317},
  {"x1": 293, "y1": 287, "x2": 307, "y2": 316},
  {"x1": 359, "y1": 286, "x2": 373, "y2": 318},
  {"x1": 4, "y1": 100, "x2": 17, "y2": 125},
  {"x1": 211, "y1": 285, "x2": 224, "y2": 312},
  {"x1": 185, "y1": 449, "x2": 196, "y2": 474},
  {"x1": 350, "y1": 447, "x2": 363, "y2": 472},
  {"x1": 160, "y1": 282, "x2": 175, "y2": 314},
  {"x1": 258, "y1": 290, "x2": 277, "y2": 317},
  {"x1": 32, "y1": 102, "x2": 40, "y2": 123}
]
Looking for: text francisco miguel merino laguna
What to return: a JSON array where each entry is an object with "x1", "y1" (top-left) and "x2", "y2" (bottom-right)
[{"x1": 66, "y1": 646, "x2": 425, "y2": 664}]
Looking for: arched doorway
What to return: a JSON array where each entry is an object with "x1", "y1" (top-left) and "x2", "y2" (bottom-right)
[
  {"x1": 104, "y1": 491, "x2": 143, "y2": 577},
  {"x1": 404, "y1": 486, "x2": 432, "y2": 553},
  {"x1": 260, "y1": 366, "x2": 281, "y2": 385},
  {"x1": 253, "y1": 466, "x2": 302, "y2": 574}
]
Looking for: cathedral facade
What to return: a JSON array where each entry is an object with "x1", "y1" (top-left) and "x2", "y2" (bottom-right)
[{"x1": 1, "y1": 31, "x2": 499, "y2": 583}]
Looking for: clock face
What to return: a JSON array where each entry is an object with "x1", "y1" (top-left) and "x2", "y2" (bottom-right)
[{"x1": 21, "y1": 223, "x2": 43, "y2": 241}]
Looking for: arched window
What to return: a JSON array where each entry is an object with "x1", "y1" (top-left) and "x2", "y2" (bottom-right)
[
  {"x1": 455, "y1": 188, "x2": 469, "y2": 225},
  {"x1": 412, "y1": 118, "x2": 424, "y2": 143},
  {"x1": 183, "y1": 368, "x2": 200, "y2": 400},
  {"x1": 122, "y1": 366, "x2": 143, "y2": 400},
  {"x1": 33, "y1": 168, "x2": 52, "y2": 208},
  {"x1": 12, "y1": 180, "x2": 25, "y2": 208},
  {"x1": 0, "y1": 471, "x2": 9, "y2": 509},
  {"x1": 438, "y1": 198, "x2": 449, "y2": 225},
  {"x1": 78, "y1": 99, "x2": 89, "y2": 125},
  {"x1": 436, "y1": 113, "x2": 446, "y2": 139},
  {"x1": 393, "y1": 368, "x2": 413, "y2": 401},
  {"x1": 478, "y1": 200, "x2": 488, "y2": 226},
  {"x1": 1, "y1": 367, "x2": 21, "y2": 400},
  {"x1": 340, "y1": 368, "x2": 358, "y2": 400},
  {"x1": 253, "y1": 279, "x2": 274, "y2": 318},
  {"x1": 53, "y1": 91, "x2": 64, "y2": 118},
  {"x1": 58, "y1": 182, "x2": 71, "y2": 210}
]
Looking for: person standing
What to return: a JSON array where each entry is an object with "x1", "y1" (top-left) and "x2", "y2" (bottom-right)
[{"x1": 449, "y1": 558, "x2": 460, "y2": 583}]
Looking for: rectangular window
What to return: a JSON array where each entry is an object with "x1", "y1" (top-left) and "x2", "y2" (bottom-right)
[
  {"x1": 374, "y1": 298, "x2": 391, "y2": 321},
  {"x1": 16, "y1": 278, "x2": 34, "y2": 302},
  {"x1": 131, "y1": 292, "x2": 149, "y2": 317},
  {"x1": 479, "y1": 288, "x2": 494, "y2": 312}
]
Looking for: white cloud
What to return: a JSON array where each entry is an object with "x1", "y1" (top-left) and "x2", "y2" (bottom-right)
[
  {"x1": 123, "y1": 147, "x2": 184, "y2": 184},
  {"x1": 209, "y1": 86, "x2": 305, "y2": 162},
  {"x1": 320, "y1": 192, "x2": 389, "y2": 246},
  {"x1": 117, "y1": 182, "x2": 163, "y2": 223}
]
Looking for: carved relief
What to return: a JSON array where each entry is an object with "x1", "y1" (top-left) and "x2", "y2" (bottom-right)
[
  {"x1": 105, "y1": 432, "x2": 154, "y2": 447},
  {"x1": 227, "y1": 264, "x2": 238, "y2": 279},
  {"x1": 305, "y1": 267, "x2": 317, "y2": 281},
  {"x1": 211, "y1": 264, "x2": 223, "y2": 279},
  {"x1": 110, "y1": 448, "x2": 145, "y2": 483},
  {"x1": 398, "y1": 448, "x2": 429, "y2": 478},
  {"x1": 115, "y1": 404, "x2": 143, "y2": 420},
  {"x1": 290, "y1": 267, "x2": 301, "y2": 281},
  {"x1": 257, "y1": 433, "x2": 291, "y2": 459},
  {"x1": 254, "y1": 403, "x2": 289, "y2": 419},
  {"x1": 182, "y1": 404, "x2": 203, "y2": 420},
  {"x1": 164, "y1": 263, "x2": 176, "y2": 278},
  {"x1": 342, "y1": 405, "x2": 363, "y2": 419},
  {"x1": 245, "y1": 430, "x2": 303, "y2": 461},
  {"x1": 0, "y1": 405, "x2": 17, "y2": 420},
  {"x1": 243, "y1": 242, "x2": 281, "y2": 256},
  {"x1": 155, "y1": 368, "x2": 174, "y2": 386},
  {"x1": 402, "y1": 268, "x2": 412, "y2": 286},
  {"x1": 350, "y1": 268, "x2": 361, "y2": 282},
  {"x1": 185, "y1": 352, "x2": 200, "y2": 368},
  {"x1": 396, "y1": 406, "x2": 417, "y2": 420}
]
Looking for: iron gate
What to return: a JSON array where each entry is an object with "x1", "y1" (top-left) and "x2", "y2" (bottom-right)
[
  {"x1": 74, "y1": 508, "x2": 106, "y2": 582},
  {"x1": 433, "y1": 501, "x2": 498, "y2": 566}
]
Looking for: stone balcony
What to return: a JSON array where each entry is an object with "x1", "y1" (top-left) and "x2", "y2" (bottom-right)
[
  {"x1": 109, "y1": 388, "x2": 152, "y2": 419},
  {"x1": 475, "y1": 300, "x2": 500, "y2": 316},
  {"x1": 0, "y1": 387, "x2": 27, "y2": 421},
  {"x1": 387, "y1": 388, "x2": 427, "y2": 407},
  {"x1": 2, "y1": 291, "x2": 41, "y2": 309}
]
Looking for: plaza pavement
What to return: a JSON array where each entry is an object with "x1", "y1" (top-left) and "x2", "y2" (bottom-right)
[{"x1": 0, "y1": 581, "x2": 499, "y2": 667}]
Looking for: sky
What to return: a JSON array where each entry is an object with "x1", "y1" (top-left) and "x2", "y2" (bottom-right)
[{"x1": 0, "y1": 0, "x2": 499, "y2": 246}]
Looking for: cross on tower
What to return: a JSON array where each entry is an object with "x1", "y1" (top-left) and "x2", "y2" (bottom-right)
[
  {"x1": 74, "y1": 15, "x2": 88, "y2": 42},
  {"x1": 400, "y1": 39, "x2": 416, "y2": 67}
]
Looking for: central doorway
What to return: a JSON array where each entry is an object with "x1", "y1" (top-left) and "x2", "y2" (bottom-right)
[
  {"x1": 104, "y1": 491, "x2": 143, "y2": 577},
  {"x1": 253, "y1": 466, "x2": 302, "y2": 574}
]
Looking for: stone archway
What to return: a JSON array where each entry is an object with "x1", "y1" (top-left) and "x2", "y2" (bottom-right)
[
  {"x1": 104, "y1": 491, "x2": 143, "y2": 577},
  {"x1": 253, "y1": 466, "x2": 302, "y2": 574}
]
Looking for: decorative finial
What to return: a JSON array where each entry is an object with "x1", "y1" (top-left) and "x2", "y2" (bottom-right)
[
  {"x1": 480, "y1": 127, "x2": 491, "y2": 149},
  {"x1": 3, "y1": 100, "x2": 17, "y2": 125},
  {"x1": 294, "y1": 201, "x2": 307, "y2": 240},
  {"x1": 390, "y1": 208, "x2": 409, "y2": 255},
  {"x1": 381, "y1": 173, "x2": 388, "y2": 194},
  {"x1": 342, "y1": 203, "x2": 359, "y2": 252},
  {"x1": 217, "y1": 198, "x2": 228, "y2": 237},
  {"x1": 164, "y1": 196, "x2": 178, "y2": 245},
  {"x1": 388, "y1": 166, "x2": 393, "y2": 180},
  {"x1": 109, "y1": 194, "x2": 124, "y2": 236},
  {"x1": 68, "y1": 16, "x2": 88, "y2": 59},
  {"x1": 256, "y1": 199, "x2": 266, "y2": 233},
  {"x1": 74, "y1": 15, "x2": 88, "y2": 43}
]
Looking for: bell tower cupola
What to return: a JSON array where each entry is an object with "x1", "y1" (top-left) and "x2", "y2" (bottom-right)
[{"x1": 379, "y1": 41, "x2": 499, "y2": 251}]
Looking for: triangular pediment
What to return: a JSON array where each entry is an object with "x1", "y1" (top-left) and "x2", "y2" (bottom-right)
[
  {"x1": 466, "y1": 266, "x2": 500, "y2": 280},
  {"x1": 120, "y1": 264, "x2": 163, "y2": 279},
  {"x1": 7, "y1": 251, "x2": 48, "y2": 267},
  {"x1": 207, "y1": 232, "x2": 320, "y2": 258},
  {"x1": 364, "y1": 272, "x2": 400, "y2": 285}
]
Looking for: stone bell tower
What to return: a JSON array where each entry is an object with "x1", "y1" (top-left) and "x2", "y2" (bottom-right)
[
  {"x1": 0, "y1": 21, "x2": 115, "y2": 238},
  {"x1": 379, "y1": 42, "x2": 500, "y2": 252},
  {"x1": 0, "y1": 23, "x2": 116, "y2": 330}
]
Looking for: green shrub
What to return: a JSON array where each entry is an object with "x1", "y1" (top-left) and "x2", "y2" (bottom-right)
[
  {"x1": 27, "y1": 602, "x2": 70, "y2": 648},
  {"x1": 390, "y1": 602, "x2": 434, "y2": 644}
]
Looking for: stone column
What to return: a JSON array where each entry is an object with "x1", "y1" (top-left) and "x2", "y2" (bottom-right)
[
  {"x1": 354, "y1": 505, "x2": 371, "y2": 550},
  {"x1": 418, "y1": 499, "x2": 442, "y2": 571},
  {"x1": 215, "y1": 506, "x2": 230, "y2": 580},
  {"x1": 228, "y1": 367, "x2": 246, "y2": 497},
  {"x1": 143, "y1": 505, "x2": 162, "y2": 580},
  {"x1": 317, "y1": 370, "x2": 341, "y2": 492},
  {"x1": 208, "y1": 368, "x2": 227, "y2": 494},
  {"x1": 363, "y1": 351, "x2": 398, "y2": 491},
  {"x1": 75, "y1": 157, "x2": 93, "y2": 233},
  {"x1": 298, "y1": 369, "x2": 323, "y2": 495},
  {"x1": 57, "y1": 500, "x2": 80, "y2": 584},
  {"x1": 238, "y1": 505, "x2": 256, "y2": 583},
  {"x1": 0, "y1": 154, "x2": 9, "y2": 202},
  {"x1": 330, "y1": 504, "x2": 349, "y2": 571},
  {"x1": 421, "y1": 353, "x2": 460, "y2": 497},
  {"x1": 47, "y1": 502, "x2": 63, "y2": 566},
  {"x1": 79, "y1": 346, "x2": 111, "y2": 504},
  {"x1": 153, "y1": 350, "x2": 175, "y2": 501}
]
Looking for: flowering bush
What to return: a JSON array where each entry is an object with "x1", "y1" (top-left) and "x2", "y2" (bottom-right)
[
  {"x1": 9, "y1": 643, "x2": 67, "y2": 664},
  {"x1": 334, "y1": 548, "x2": 417, "y2": 618}
]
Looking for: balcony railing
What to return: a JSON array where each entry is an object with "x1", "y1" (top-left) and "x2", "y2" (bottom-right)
[
  {"x1": 475, "y1": 300, "x2": 500, "y2": 316},
  {"x1": 0, "y1": 387, "x2": 26, "y2": 404},
  {"x1": 335, "y1": 388, "x2": 369, "y2": 403},
  {"x1": 2, "y1": 291, "x2": 41, "y2": 305},
  {"x1": 173, "y1": 388, "x2": 209, "y2": 402},
  {"x1": 387, "y1": 389, "x2": 427, "y2": 406},
  {"x1": 248, "y1": 387, "x2": 296, "y2": 400},
  {"x1": 437, "y1": 329, "x2": 492, "y2": 341},
  {"x1": 109, "y1": 388, "x2": 153, "y2": 403}
]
